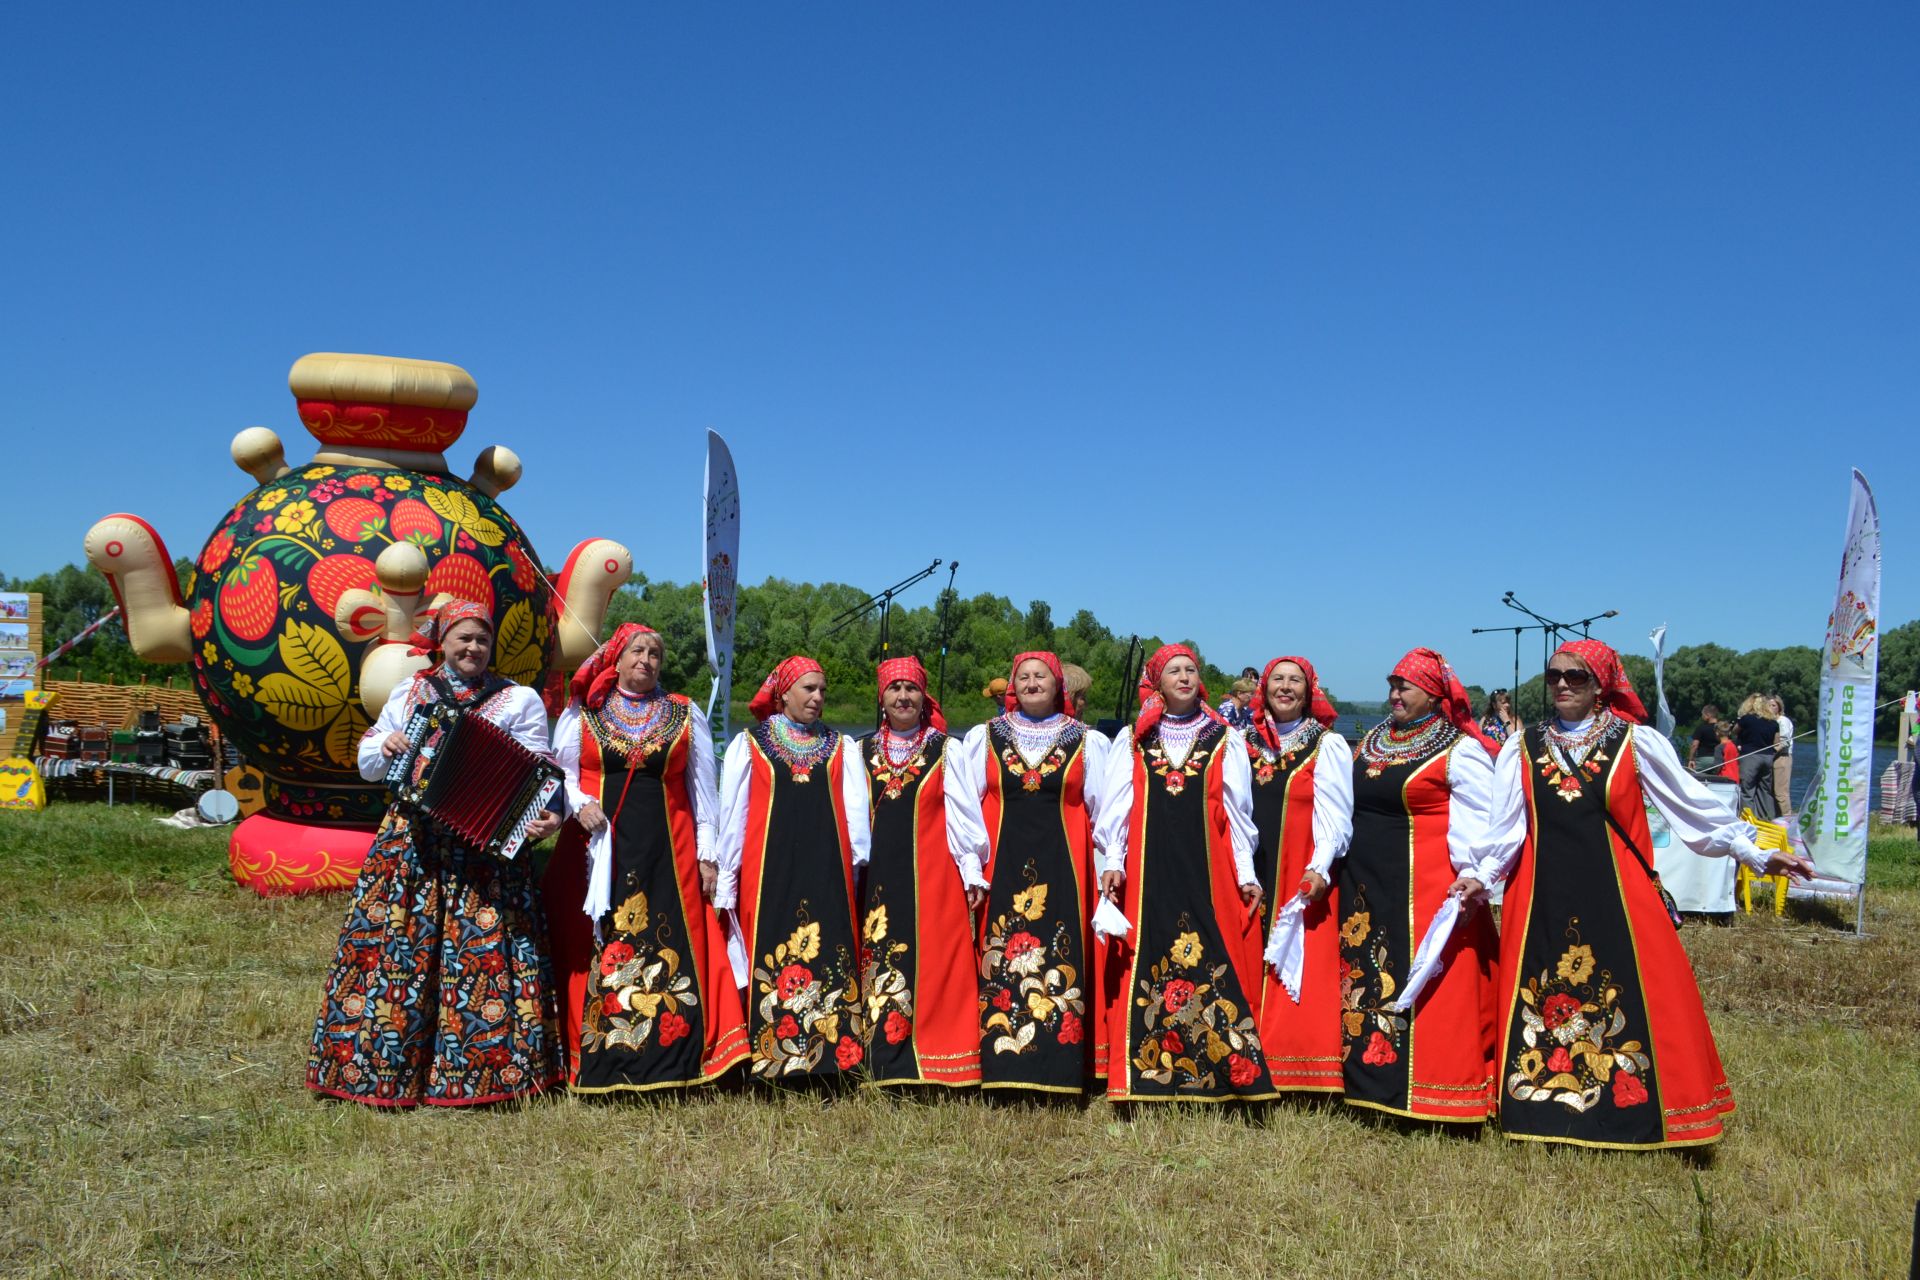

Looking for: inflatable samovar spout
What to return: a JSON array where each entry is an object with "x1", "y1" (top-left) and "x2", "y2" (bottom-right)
[{"x1": 84, "y1": 353, "x2": 631, "y2": 894}]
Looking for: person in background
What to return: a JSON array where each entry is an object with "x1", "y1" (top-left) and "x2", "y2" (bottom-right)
[
  {"x1": 1061, "y1": 662, "x2": 1094, "y2": 723},
  {"x1": 1688, "y1": 705, "x2": 1722, "y2": 775},
  {"x1": 1716, "y1": 723, "x2": 1740, "y2": 782},
  {"x1": 1478, "y1": 689, "x2": 1520, "y2": 746},
  {"x1": 1218, "y1": 677, "x2": 1257, "y2": 731},
  {"x1": 1768, "y1": 695, "x2": 1794, "y2": 818},
  {"x1": 983, "y1": 677, "x2": 1009, "y2": 718},
  {"x1": 1734, "y1": 693, "x2": 1781, "y2": 821}
]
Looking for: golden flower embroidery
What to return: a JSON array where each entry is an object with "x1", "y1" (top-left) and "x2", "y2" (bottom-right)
[
  {"x1": 613, "y1": 892, "x2": 649, "y2": 934},
  {"x1": 1013, "y1": 884, "x2": 1048, "y2": 921},
  {"x1": 1027, "y1": 990, "x2": 1056, "y2": 1020},
  {"x1": 1340, "y1": 911, "x2": 1371, "y2": 948},
  {"x1": 787, "y1": 921, "x2": 822, "y2": 962},
  {"x1": 863, "y1": 906, "x2": 888, "y2": 943},
  {"x1": 1170, "y1": 931, "x2": 1204, "y2": 967},
  {"x1": 1556, "y1": 943, "x2": 1595, "y2": 985}
]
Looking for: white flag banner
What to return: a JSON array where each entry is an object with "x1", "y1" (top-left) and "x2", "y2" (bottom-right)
[
  {"x1": 1793, "y1": 469, "x2": 1881, "y2": 886},
  {"x1": 702, "y1": 430, "x2": 741, "y2": 747},
  {"x1": 1649, "y1": 624, "x2": 1676, "y2": 738}
]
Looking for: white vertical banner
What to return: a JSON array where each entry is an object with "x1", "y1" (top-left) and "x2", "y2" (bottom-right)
[
  {"x1": 702, "y1": 430, "x2": 741, "y2": 748},
  {"x1": 1793, "y1": 469, "x2": 1881, "y2": 884},
  {"x1": 1648, "y1": 623, "x2": 1676, "y2": 739}
]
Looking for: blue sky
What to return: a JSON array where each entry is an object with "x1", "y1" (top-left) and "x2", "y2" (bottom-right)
[{"x1": 3, "y1": 5, "x2": 1914, "y2": 698}]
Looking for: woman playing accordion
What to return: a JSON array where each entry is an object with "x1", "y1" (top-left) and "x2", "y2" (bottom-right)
[{"x1": 307, "y1": 600, "x2": 565, "y2": 1108}]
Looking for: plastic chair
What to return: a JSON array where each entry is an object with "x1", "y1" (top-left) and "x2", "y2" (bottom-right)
[{"x1": 1738, "y1": 808, "x2": 1791, "y2": 916}]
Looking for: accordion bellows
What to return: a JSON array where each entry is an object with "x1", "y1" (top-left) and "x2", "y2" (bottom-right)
[{"x1": 385, "y1": 701, "x2": 561, "y2": 861}]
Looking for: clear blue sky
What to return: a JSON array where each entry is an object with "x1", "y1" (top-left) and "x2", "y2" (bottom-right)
[{"x1": 3, "y1": 5, "x2": 1914, "y2": 699}]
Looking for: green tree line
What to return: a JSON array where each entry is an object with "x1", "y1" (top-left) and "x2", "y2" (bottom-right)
[{"x1": 11, "y1": 561, "x2": 1920, "y2": 738}]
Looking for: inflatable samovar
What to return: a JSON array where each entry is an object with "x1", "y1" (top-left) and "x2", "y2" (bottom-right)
[{"x1": 84, "y1": 353, "x2": 631, "y2": 893}]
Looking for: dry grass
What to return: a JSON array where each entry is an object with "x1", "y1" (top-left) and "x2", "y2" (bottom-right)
[{"x1": 2, "y1": 807, "x2": 1916, "y2": 1279}]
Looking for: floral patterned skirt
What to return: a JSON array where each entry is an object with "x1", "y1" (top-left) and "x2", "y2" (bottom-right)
[{"x1": 307, "y1": 809, "x2": 563, "y2": 1107}]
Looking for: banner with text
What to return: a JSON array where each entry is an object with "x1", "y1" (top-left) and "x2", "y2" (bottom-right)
[{"x1": 1793, "y1": 469, "x2": 1881, "y2": 885}]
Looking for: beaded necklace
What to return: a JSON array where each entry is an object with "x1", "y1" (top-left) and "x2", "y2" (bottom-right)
[
  {"x1": 1358, "y1": 713, "x2": 1457, "y2": 778},
  {"x1": 870, "y1": 725, "x2": 939, "y2": 801},
  {"x1": 763, "y1": 715, "x2": 837, "y2": 782},
  {"x1": 877, "y1": 723, "x2": 930, "y2": 767},
  {"x1": 1154, "y1": 709, "x2": 1210, "y2": 768},
  {"x1": 1252, "y1": 718, "x2": 1322, "y2": 784},
  {"x1": 1001, "y1": 711, "x2": 1074, "y2": 764},
  {"x1": 1536, "y1": 711, "x2": 1619, "y2": 801},
  {"x1": 587, "y1": 688, "x2": 684, "y2": 765},
  {"x1": 599, "y1": 688, "x2": 670, "y2": 739}
]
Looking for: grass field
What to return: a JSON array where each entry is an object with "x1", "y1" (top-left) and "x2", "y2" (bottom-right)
[{"x1": 1, "y1": 806, "x2": 1916, "y2": 1278}]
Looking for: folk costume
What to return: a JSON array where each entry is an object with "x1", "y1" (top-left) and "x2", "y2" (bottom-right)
[
  {"x1": 714, "y1": 656, "x2": 873, "y2": 1083},
  {"x1": 1246, "y1": 655, "x2": 1354, "y2": 1095},
  {"x1": 948, "y1": 651, "x2": 1112, "y2": 1095},
  {"x1": 1337, "y1": 648, "x2": 1499, "y2": 1123},
  {"x1": 542, "y1": 624, "x2": 748, "y2": 1094},
  {"x1": 857, "y1": 656, "x2": 985, "y2": 1087},
  {"x1": 1472, "y1": 640, "x2": 1772, "y2": 1150},
  {"x1": 1098, "y1": 645, "x2": 1275, "y2": 1102},
  {"x1": 308, "y1": 601, "x2": 563, "y2": 1107}
]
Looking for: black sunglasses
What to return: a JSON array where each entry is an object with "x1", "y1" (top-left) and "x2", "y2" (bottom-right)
[{"x1": 1543, "y1": 668, "x2": 1594, "y2": 688}]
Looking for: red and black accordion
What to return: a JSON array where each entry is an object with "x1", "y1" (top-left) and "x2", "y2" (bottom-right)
[{"x1": 384, "y1": 700, "x2": 562, "y2": 861}]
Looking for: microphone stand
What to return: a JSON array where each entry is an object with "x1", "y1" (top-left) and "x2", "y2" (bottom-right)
[
  {"x1": 934, "y1": 561, "x2": 959, "y2": 704},
  {"x1": 820, "y1": 558, "x2": 943, "y2": 726}
]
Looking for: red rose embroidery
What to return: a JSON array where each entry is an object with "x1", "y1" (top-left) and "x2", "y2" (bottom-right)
[
  {"x1": 1612, "y1": 1070, "x2": 1649, "y2": 1107},
  {"x1": 991, "y1": 988, "x2": 1013, "y2": 1012},
  {"x1": 602, "y1": 993, "x2": 623, "y2": 1016},
  {"x1": 835, "y1": 1035, "x2": 863, "y2": 1070},
  {"x1": 1228, "y1": 1054, "x2": 1260, "y2": 1087},
  {"x1": 599, "y1": 941, "x2": 635, "y2": 977},
  {"x1": 1362, "y1": 1031, "x2": 1398, "y2": 1066},
  {"x1": 1005, "y1": 932, "x2": 1041, "y2": 961},
  {"x1": 1058, "y1": 1011, "x2": 1083, "y2": 1044},
  {"x1": 775, "y1": 964, "x2": 813, "y2": 1001},
  {"x1": 1547, "y1": 1047, "x2": 1574, "y2": 1074},
  {"x1": 776, "y1": 1014, "x2": 800, "y2": 1039},
  {"x1": 1162, "y1": 1030, "x2": 1185, "y2": 1056},
  {"x1": 1163, "y1": 979, "x2": 1196, "y2": 1012},
  {"x1": 659, "y1": 1012, "x2": 690, "y2": 1046},
  {"x1": 478, "y1": 953, "x2": 506, "y2": 975},
  {"x1": 1542, "y1": 993, "x2": 1582, "y2": 1030},
  {"x1": 884, "y1": 1011, "x2": 911, "y2": 1045}
]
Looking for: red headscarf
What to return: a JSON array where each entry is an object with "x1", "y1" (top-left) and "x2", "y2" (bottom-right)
[
  {"x1": 877, "y1": 655, "x2": 946, "y2": 731},
  {"x1": 406, "y1": 598, "x2": 493, "y2": 658},
  {"x1": 1553, "y1": 638, "x2": 1649, "y2": 724},
  {"x1": 1134, "y1": 643, "x2": 1226, "y2": 739},
  {"x1": 1391, "y1": 647, "x2": 1501, "y2": 754},
  {"x1": 569, "y1": 622, "x2": 661, "y2": 712},
  {"x1": 749, "y1": 654, "x2": 825, "y2": 722},
  {"x1": 1252, "y1": 654, "x2": 1340, "y2": 746},
  {"x1": 1003, "y1": 651, "x2": 1068, "y2": 716}
]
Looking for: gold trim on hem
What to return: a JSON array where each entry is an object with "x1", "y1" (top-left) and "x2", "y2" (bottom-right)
[
  {"x1": 1501, "y1": 1128, "x2": 1722, "y2": 1152},
  {"x1": 1341, "y1": 1096, "x2": 1488, "y2": 1125}
]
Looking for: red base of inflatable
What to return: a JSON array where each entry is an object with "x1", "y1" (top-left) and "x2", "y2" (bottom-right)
[{"x1": 229, "y1": 813, "x2": 374, "y2": 897}]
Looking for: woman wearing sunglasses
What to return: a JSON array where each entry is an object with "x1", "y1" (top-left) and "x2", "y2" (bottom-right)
[{"x1": 1458, "y1": 640, "x2": 1812, "y2": 1150}]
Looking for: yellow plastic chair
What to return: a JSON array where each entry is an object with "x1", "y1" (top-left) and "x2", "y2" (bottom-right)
[{"x1": 1738, "y1": 808, "x2": 1791, "y2": 916}]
